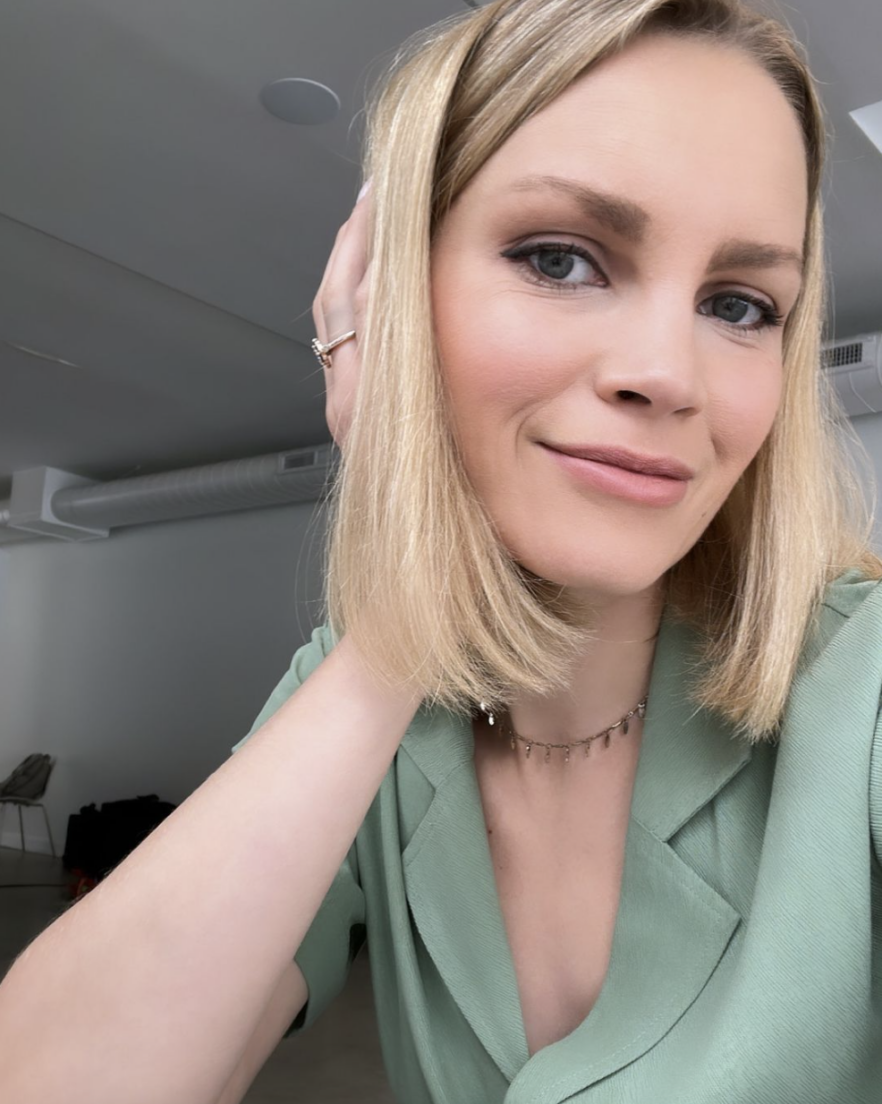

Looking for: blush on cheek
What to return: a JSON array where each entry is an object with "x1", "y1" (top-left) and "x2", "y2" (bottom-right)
[
  {"x1": 713, "y1": 368, "x2": 781, "y2": 454},
  {"x1": 437, "y1": 316, "x2": 547, "y2": 410}
]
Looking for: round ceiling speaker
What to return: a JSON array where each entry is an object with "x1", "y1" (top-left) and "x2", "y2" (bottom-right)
[{"x1": 259, "y1": 78, "x2": 340, "y2": 125}]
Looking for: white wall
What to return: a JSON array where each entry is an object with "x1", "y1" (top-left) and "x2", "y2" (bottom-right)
[
  {"x1": 0, "y1": 501, "x2": 328, "y2": 855},
  {"x1": 850, "y1": 412, "x2": 882, "y2": 550}
]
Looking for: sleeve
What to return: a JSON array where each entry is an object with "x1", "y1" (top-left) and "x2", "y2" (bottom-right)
[{"x1": 230, "y1": 622, "x2": 368, "y2": 1038}]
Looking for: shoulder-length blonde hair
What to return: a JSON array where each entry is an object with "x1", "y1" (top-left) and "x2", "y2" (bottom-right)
[{"x1": 323, "y1": 0, "x2": 882, "y2": 743}]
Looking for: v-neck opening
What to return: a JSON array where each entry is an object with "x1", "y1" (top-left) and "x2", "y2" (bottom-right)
[
  {"x1": 468, "y1": 712, "x2": 639, "y2": 1063},
  {"x1": 400, "y1": 604, "x2": 751, "y2": 1095}
]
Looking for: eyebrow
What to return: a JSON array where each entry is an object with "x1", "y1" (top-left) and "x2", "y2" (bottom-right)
[{"x1": 507, "y1": 174, "x2": 805, "y2": 277}]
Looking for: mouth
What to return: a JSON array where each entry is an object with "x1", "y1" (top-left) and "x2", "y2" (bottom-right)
[
  {"x1": 539, "y1": 443, "x2": 691, "y2": 507},
  {"x1": 541, "y1": 442, "x2": 695, "y2": 481}
]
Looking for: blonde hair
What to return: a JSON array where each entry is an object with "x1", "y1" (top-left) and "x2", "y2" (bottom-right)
[{"x1": 323, "y1": 0, "x2": 882, "y2": 743}]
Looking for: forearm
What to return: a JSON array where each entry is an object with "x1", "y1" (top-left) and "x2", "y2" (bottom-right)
[{"x1": 0, "y1": 634, "x2": 419, "y2": 1104}]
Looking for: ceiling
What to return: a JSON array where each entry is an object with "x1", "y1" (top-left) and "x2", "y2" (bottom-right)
[{"x1": 0, "y1": 0, "x2": 880, "y2": 500}]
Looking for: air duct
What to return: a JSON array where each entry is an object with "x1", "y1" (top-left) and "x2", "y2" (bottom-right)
[{"x1": 0, "y1": 443, "x2": 337, "y2": 543}]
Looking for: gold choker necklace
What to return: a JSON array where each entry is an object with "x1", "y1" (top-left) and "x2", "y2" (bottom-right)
[{"x1": 477, "y1": 698, "x2": 647, "y2": 764}]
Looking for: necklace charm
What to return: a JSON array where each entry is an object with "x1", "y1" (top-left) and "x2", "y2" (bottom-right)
[{"x1": 479, "y1": 702, "x2": 496, "y2": 726}]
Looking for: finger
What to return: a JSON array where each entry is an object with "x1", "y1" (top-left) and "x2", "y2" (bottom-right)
[
  {"x1": 312, "y1": 218, "x2": 352, "y2": 344},
  {"x1": 312, "y1": 189, "x2": 369, "y2": 340},
  {"x1": 315, "y1": 190, "x2": 372, "y2": 343}
]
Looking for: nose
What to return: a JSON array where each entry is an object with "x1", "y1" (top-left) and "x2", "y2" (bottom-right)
[{"x1": 592, "y1": 289, "x2": 707, "y2": 418}]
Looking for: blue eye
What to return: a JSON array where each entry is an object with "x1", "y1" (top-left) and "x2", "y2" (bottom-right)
[
  {"x1": 503, "y1": 242, "x2": 603, "y2": 288},
  {"x1": 699, "y1": 293, "x2": 784, "y2": 333},
  {"x1": 501, "y1": 240, "x2": 786, "y2": 334}
]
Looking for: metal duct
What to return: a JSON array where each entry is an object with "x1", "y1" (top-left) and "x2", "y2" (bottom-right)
[{"x1": 0, "y1": 443, "x2": 337, "y2": 542}]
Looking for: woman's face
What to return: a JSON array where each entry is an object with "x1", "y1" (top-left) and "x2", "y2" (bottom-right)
[{"x1": 431, "y1": 33, "x2": 808, "y2": 605}]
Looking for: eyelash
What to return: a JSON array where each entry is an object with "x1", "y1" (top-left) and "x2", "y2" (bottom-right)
[{"x1": 501, "y1": 241, "x2": 785, "y2": 334}]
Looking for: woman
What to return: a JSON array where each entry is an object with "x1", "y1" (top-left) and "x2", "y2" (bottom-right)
[
  {"x1": 246, "y1": 0, "x2": 882, "y2": 1096},
  {"x1": 0, "y1": 1, "x2": 879, "y2": 1102}
]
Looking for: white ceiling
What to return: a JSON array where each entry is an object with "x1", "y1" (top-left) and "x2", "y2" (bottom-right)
[{"x1": 0, "y1": 0, "x2": 880, "y2": 499}]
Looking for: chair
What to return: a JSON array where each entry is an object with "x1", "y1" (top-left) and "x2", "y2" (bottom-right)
[{"x1": 0, "y1": 754, "x2": 57, "y2": 858}]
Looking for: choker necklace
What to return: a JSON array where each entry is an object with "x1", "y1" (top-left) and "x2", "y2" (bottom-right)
[{"x1": 477, "y1": 697, "x2": 648, "y2": 764}]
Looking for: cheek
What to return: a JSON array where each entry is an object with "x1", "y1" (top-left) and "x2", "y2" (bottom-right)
[
  {"x1": 433, "y1": 278, "x2": 557, "y2": 433},
  {"x1": 710, "y1": 359, "x2": 783, "y2": 473}
]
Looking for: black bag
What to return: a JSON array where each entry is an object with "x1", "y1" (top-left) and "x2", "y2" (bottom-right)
[{"x1": 62, "y1": 794, "x2": 177, "y2": 881}]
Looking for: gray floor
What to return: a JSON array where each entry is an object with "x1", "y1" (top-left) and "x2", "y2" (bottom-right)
[{"x1": 0, "y1": 845, "x2": 395, "y2": 1102}]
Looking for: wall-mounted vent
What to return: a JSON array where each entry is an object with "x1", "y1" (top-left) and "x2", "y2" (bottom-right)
[
  {"x1": 822, "y1": 341, "x2": 865, "y2": 370},
  {"x1": 821, "y1": 332, "x2": 882, "y2": 417},
  {"x1": 279, "y1": 448, "x2": 321, "y2": 472}
]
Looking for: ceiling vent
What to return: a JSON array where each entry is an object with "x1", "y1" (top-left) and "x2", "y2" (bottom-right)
[{"x1": 821, "y1": 332, "x2": 882, "y2": 417}]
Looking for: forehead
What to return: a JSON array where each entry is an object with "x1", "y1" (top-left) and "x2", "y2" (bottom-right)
[{"x1": 467, "y1": 34, "x2": 808, "y2": 246}]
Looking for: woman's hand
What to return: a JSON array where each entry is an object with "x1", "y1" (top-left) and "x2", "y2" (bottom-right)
[{"x1": 312, "y1": 181, "x2": 372, "y2": 452}]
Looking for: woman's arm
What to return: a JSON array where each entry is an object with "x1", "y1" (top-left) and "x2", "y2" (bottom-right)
[
  {"x1": 213, "y1": 960, "x2": 308, "y2": 1104},
  {"x1": 0, "y1": 633, "x2": 419, "y2": 1104}
]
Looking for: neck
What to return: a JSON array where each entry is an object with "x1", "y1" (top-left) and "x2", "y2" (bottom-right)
[{"x1": 473, "y1": 587, "x2": 663, "y2": 785}]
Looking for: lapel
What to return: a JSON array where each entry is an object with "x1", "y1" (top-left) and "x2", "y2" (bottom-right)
[{"x1": 400, "y1": 604, "x2": 751, "y2": 1094}]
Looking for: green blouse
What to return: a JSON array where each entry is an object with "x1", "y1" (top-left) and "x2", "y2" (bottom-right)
[{"x1": 231, "y1": 568, "x2": 882, "y2": 1102}]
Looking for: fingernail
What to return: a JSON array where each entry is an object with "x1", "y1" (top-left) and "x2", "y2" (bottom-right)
[{"x1": 357, "y1": 179, "x2": 372, "y2": 202}]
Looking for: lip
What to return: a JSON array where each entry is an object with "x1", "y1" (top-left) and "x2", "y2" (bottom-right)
[
  {"x1": 539, "y1": 443, "x2": 691, "y2": 507},
  {"x1": 543, "y1": 443, "x2": 695, "y2": 480}
]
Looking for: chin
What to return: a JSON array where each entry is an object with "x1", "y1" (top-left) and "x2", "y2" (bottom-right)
[{"x1": 514, "y1": 554, "x2": 666, "y2": 605}]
